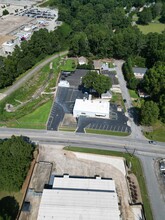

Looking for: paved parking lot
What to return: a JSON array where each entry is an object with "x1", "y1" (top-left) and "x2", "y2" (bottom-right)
[
  {"x1": 60, "y1": 69, "x2": 88, "y2": 87},
  {"x1": 77, "y1": 104, "x2": 131, "y2": 133},
  {"x1": 47, "y1": 68, "x2": 130, "y2": 132},
  {"x1": 47, "y1": 102, "x2": 65, "y2": 130},
  {"x1": 102, "y1": 70, "x2": 119, "y2": 85},
  {"x1": 47, "y1": 87, "x2": 88, "y2": 130}
]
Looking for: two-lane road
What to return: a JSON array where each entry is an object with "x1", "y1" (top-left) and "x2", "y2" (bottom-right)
[{"x1": 0, "y1": 128, "x2": 165, "y2": 219}]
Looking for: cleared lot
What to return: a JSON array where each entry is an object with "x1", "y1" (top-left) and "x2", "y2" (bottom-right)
[
  {"x1": 26, "y1": 144, "x2": 141, "y2": 220},
  {"x1": 0, "y1": 15, "x2": 34, "y2": 35}
]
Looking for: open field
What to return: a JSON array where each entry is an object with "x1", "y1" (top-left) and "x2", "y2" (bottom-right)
[
  {"x1": 144, "y1": 121, "x2": 165, "y2": 142},
  {"x1": 0, "y1": 56, "x2": 62, "y2": 126},
  {"x1": 137, "y1": 23, "x2": 165, "y2": 34},
  {"x1": 64, "y1": 146, "x2": 153, "y2": 220},
  {"x1": 85, "y1": 128, "x2": 129, "y2": 136},
  {"x1": 7, "y1": 100, "x2": 53, "y2": 129}
]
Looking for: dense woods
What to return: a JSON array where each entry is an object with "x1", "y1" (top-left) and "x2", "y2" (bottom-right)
[{"x1": 0, "y1": 136, "x2": 35, "y2": 192}]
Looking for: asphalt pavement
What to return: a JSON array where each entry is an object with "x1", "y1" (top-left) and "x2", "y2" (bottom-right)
[
  {"x1": 114, "y1": 60, "x2": 145, "y2": 140},
  {"x1": 0, "y1": 128, "x2": 165, "y2": 219},
  {"x1": 139, "y1": 155, "x2": 165, "y2": 220}
]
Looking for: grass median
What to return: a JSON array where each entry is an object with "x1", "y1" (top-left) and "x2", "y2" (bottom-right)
[
  {"x1": 64, "y1": 146, "x2": 153, "y2": 220},
  {"x1": 85, "y1": 128, "x2": 129, "y2": 136}
]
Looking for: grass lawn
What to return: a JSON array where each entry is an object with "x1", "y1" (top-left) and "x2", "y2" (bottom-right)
[
  {"x1": 111, "y1": 92, "x2": 126, "y2": 111},
  {"x1": 7, "y1": 100, "x2": 53, "y2": 129},
  {"x1": 138, "y1": 23, "x2": 165, "y2": 34},
  {"x1": 59, "y1": 127, "x2": 76, "y2": 132},
  {"x1": 64, "y1": 146, "x2": 153, "y2": 220},
  {"x1": 60, "y1": 59, "x2": 76, "y2": 71},
  {"x1": 144, "y1": 121, "x2": 165, "y2": 142},
  {"x1": 108, "y1": 62, "x2": 115, "y2": 68},
  {"x1": 85, "y1": 128, "x2": 129, "y2": 136},
  {"x1": 129, "y1": 89, "x2": 139, "y2": 99},
  {"x1": 0, "y1": 56, "x2": 61, "y2": 125}
]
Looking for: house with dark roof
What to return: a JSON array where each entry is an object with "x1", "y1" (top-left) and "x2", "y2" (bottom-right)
[{"x1": 133, "y1": 67, "x2": 147, "y2": 79}]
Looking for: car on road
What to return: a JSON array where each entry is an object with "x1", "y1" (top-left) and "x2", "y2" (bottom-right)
[
  {"x1": 149, "y1": 140, "x2": 157, "y2": 145},
  {"x1": 123, "y1": 99, "x2": 126, "y2": 103}
]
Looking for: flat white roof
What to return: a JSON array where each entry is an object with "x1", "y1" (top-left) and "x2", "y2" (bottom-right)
[
  {"x1": 74, "y1": 99, "x2": 109, "y2": 114},
  {"x1": 53, "y1": 175, "x2": 116, "y2": 191},
  {"x1": 37, "y1": 176, "x2": 120, "y2": 220}
]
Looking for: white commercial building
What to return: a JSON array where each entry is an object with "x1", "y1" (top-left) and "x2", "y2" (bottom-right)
[
  {"x1": 2, "y1": 37, "x2": 19, "y2": 55},
  {"x1": 37, "y1": 175, "x2": 120, "y2": 220},
  {"x1": 73, "y1": 98, "x2": 110, "y2": 118}
]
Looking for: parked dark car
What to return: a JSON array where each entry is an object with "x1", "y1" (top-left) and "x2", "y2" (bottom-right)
[{"x1": 149, "y1": 140, "x2": 157, "y2": 145}]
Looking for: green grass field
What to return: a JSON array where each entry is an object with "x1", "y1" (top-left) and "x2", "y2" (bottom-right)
[
  {"x1": 129, "y1": 89, "x2": 139, "y2": 99},
  {"x1": 0, "y1": 56, "x2": 61, "y2": 126},
  {"x1": 111, "y1": 92, "x2": 126, "y2": 112},
  {"x1": 64, "y1": 146, "x2": 153, "y2": 220},
  {"x1": 85, "y1": 128, "x2": 129, "y2": 136},
  {"x1": 138, "y1": 23, "x2": 165, "y2": 34},
  {"x1": 144, "y1": 121, "x2": 165, "y2": 142},
  {"x1": 7, "y1": 100, "x2": 53, "y2": 129},
  {"x1": 60, "y1": 59, "x2": 76, "y2": 71}
]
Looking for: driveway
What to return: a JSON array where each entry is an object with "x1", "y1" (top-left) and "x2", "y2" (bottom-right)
[
  {"x1": 0, "y1": 51, "x2": 68, "y2": 100},
  {"x1": 139, "y1": 155, "x2": 165, "y2": 220},
  {"x1": 114, "y1": 60, "x2": 145, "y2": 140}
]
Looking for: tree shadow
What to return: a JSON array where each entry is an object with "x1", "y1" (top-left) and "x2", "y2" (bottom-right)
[
  {"x1": 128, "y1": 107, "x2": 141, "y2": 125},
  {"x1": 0, "y1": 196, "x2": 19, "y2": 220}
]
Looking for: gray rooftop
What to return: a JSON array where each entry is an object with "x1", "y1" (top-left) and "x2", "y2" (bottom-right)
[
  {"x1": 37, "y1": 175, "x2": 120, "y2": 220},
  {"x1": 133, "y1": 67, "x2": 147, "y2": 75}
]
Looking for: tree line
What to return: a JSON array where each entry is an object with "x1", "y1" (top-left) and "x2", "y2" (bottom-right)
[
  {"x1": 0, "y1": 27, "x2": 68, "y2": 89},
  {"x1": 0, "y1": 136, "x2": 35, "y2": 192},
  {"x1": 123, "y1": 58, "x2": 165, "y2": 125}
]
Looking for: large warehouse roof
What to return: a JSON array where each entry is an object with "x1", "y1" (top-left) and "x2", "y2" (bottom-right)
[{"x1": 37, "y1": 175, "x2": 120, "y2": 220}]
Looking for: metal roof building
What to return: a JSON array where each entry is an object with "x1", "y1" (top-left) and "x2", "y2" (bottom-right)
[
  {"x1": 37, "y1": 175, "x2": 120, "y2": 220},
  {"x1": 73, "y1": 99, "x2": 110, "y2": 119}
]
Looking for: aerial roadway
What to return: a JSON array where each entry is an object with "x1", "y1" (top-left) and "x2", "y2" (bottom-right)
[{"x1": 0, "y1": 127, "x2": 165, "y2": 220}]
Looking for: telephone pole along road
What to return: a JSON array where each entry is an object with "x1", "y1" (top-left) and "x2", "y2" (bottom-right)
[
  {"x1": 0, "y1": 128, "x2": 165, "y2": 156},
  {"x1": 0, "y1": 128, "x2": 165, "y2": 220}
]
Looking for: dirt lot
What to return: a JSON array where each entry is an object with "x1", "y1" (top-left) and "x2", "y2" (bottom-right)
[
  {"x1": 0, "y1": 15, "x2": 34, "y2": 35},
  {"x1": 20, "y1": 144, "x2": 142, "y2": 220}
]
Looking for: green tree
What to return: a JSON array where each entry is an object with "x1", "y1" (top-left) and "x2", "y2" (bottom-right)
[
  {"x1": 82, "y1": 71, "x2": 112, "y2": 96},
  {"x1": 141, "y1": 101, "x2": 159, "y2": 125},
  {"x1": 143, "y1": 63, "x2": 165, "y2": 100},
  {"x1": 138, "y1": 8, "x2": 152, "y2": 25},
  {"x1": 82, "y1": 71, "x2": 98, "y2": 89},
  {"x1": 159, "y1": 94, "x2": 165, "y2": 123},
  {"x1": 2, "y1": 9, "x2": 9, "y2": 16},
  {"x1": 93, "y1": 74, "x2": 112, "y2": 96},
  {"x1": 0, "y1": 136, "x2": 35, "y2": 191},
  {"x1": 152, "y1": 2, "x2": 162, "y2": 19}
]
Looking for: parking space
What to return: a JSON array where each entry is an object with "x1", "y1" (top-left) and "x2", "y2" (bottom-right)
[
  {"x1": 47, "y1": 102, "x2": 65, "y2": 131},
  {"x1": 60, "y1": 69, "x2": 88, "y2": 87},
  {"x1": 77, "y1": 104, "x2": 131, "y2": 133},
  {"x1": 102, "y1": 70, "x2": 119, "y2": 85},
  {"x1": 47, "y1": 87, "x2": 88, "y2": 130}
]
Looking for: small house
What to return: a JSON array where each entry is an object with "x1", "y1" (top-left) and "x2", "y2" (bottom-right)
[
  {"x1": 133, "y1": 67, "x2": 147, "y2": 79},
  {"x1": 78, "y1": 56, "x2": 88, "y2": 65}
]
